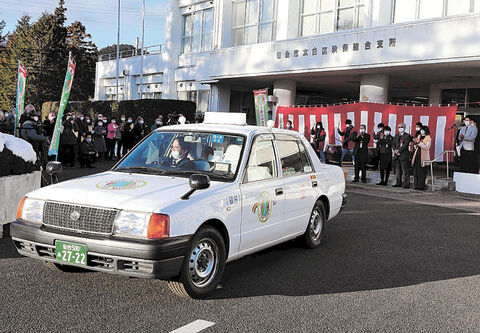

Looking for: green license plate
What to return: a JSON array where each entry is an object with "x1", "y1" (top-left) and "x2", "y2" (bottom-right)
[{"x1": 55, "y1": 241, "x2": 87, "y2": 266}]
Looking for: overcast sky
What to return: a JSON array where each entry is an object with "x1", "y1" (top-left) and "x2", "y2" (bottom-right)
[{"x1": 1, "y1": 0, "x2": 167, "y2": 49}]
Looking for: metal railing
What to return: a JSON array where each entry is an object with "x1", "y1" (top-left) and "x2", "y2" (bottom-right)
[
  {"x1": 99, "y1": 44, "x2": 166, "y2": 61},
  {"x1": 424, "y1": 150, "x2": 454, "y2": 191}
]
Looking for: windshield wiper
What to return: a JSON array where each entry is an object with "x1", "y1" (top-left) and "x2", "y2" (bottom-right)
[{"x1": 115, "y1": 166, "x2": 167, "y2": 175}]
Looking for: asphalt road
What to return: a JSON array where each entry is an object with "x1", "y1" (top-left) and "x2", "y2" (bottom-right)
[{"x1": 1, "y1": 191, "x2": 479, "y2": 333}]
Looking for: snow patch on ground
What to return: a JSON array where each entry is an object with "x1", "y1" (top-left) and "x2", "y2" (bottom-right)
[{"x1": 0, "y1": 133, "x2": 37, "y2": 163}]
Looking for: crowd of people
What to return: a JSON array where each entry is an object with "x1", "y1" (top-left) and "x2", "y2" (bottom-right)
[
  {"x1": 0, "y1": 105, "x2": 188, "y2": 169},
  {"x1": 308, "y1": 117, "x2": 479, "y2": 190}
]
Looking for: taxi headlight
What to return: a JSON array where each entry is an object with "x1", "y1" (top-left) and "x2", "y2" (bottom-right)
[
  {"x1": 19, "y1": 198, "x2": 45, "y2": 224},
  {"x1": 113, "y1": 211, "x2": 151, "y2": 238}
]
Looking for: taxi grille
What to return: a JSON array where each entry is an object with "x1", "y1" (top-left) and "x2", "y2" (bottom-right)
[{"x1": 43, "y1": 202, "x2": 118, "y2": 235}]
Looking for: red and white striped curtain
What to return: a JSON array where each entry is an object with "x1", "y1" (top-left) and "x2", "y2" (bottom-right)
[{"x1": 275, "y1": 102, "x2": 457, "y2": 162}]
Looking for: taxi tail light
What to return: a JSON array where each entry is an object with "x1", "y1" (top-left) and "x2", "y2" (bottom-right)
[
  {"x1": 147, "y1": 214, "x2": 170, "y2": 239},
  {"x1": 16, "y1": 197, "x2": 26, "y2": 220}
]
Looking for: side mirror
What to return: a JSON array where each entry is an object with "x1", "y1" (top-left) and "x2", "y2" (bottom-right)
[
  {"x1": 189, "y1": 174, "x2": 210, "y2": 190},
  {"x1": 46, "y1": 161, "x2": 63, "y2": 175},
  {"x1": 181, "y1": 174, "x2": 210, "y2": 200}
]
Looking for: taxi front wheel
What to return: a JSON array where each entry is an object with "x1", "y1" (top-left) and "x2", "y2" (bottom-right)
[
  {"x1": 303, "y1": 201, "x2": 327, "y2": 248},
  {"x1": 168, "y1": 226, "x2": 226, "y2": 299}
]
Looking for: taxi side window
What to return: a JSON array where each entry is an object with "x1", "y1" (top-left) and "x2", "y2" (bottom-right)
[
  {"x1": 244, "y1": 139, "x2": 277, "y2": 182},
  {"x1": 278, "y1": 139, "x2": 313, "y2": 176}
]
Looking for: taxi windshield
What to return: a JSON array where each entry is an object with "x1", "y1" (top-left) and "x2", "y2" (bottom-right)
[{"x1": 114, "y1": 131, "x2": 245, "y2": 181}]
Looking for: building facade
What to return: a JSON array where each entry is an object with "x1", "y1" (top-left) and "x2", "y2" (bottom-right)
[{"x1": 95, "y1": 0, "x2": 480, "y2": 122}]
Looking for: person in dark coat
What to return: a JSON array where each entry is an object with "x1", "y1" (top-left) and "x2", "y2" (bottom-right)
[
  {"x1": 60, "y1": 114, "x2": 79, "y2": 167},
  {"x1": 133, "y1": 116, "x2": 148, "y2": 146},
  {"x1": 20, "y1": 110, "x2": 47, "y2": 156},
  {"x1": 376, "y1": 126, "x2": 393, "y2": 185},
  {"x1": 42, "y1": 112, "x2": 57, "y2": 140},
  {"x1": 392, "y1": 123, "x2": 412, "y2": 188},
  {"x1": 0, "y1": 111, "x2": 14, "y2": 134},
  {"x1": 338, "y1": 119, "x2": 356, "y2": 165},
  {"x1": 93, "y1": 120, "x2": 107, "y2": 160},
  {"x1": 116, "y1": 114, "x2": 127, "y2": 158},
  {"x1": 310, "y1": 121, "x2": 326, "y2": 162},
  {"x1": 78, "y1": 134, "x2": 98, "y2": 168},
  {"x1": 352, "y1": 124, "x2": 370, "y2": 183},
  {"x1": 162, "y1": 138, "x2": 195, "y2": 170}
]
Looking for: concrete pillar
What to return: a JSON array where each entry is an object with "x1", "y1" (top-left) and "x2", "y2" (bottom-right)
[
  {"x1": 162, "y1": 0, "x2": 182, "y2": 99},
  {"x1": 209, "y1": 84, "x2": 231, "y2": 112},
  {"x1": 359, "y1": 74, "x2": 389, "y2": 103},
  {"x1": 429, "y1": 84, "x2": 441, "y2": 105},
  {"x1": 273, "y1": 79, "x2": 296, "y2": 122}
]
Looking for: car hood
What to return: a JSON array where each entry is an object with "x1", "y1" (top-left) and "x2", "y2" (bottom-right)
[{"x1": 26, "y1": 171, "x2": 224, "y2": 212}]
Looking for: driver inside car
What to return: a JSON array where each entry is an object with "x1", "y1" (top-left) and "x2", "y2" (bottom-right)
[{"x1": 165, "y1": 137, "x2": 195, "y2": 170}]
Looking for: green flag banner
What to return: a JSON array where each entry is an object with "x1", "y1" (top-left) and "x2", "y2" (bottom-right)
[
  {"x1": 49, "y1": 53, "x2": 76, "y2": 157},
  {"x1": 254, "y1": 88, "x2": 268, "y2": 126},
  {"x1": 14, "y1": 61, "x2": 28, "y2": 137}
]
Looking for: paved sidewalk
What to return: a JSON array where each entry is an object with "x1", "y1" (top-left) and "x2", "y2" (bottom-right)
[{"x1": 347, "y1": 182, "x2": 480, "y2": 213}]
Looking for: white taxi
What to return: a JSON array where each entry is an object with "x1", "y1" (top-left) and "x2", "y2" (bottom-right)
[{"x1": 11, "y1": 112, "x2": 346, "y2": 298}]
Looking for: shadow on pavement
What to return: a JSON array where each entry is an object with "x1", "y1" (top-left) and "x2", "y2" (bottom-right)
[
  {"x1": 211, "y1": 192, "x2": 480, "y2": 299},
  {"x1": 0, "y1": 235, "x2": 21, "y2": 260}
]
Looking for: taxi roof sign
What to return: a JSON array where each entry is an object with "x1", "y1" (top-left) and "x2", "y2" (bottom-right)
[{"x1": 203, "y1": 112, "x2": 247, "y2": 126}]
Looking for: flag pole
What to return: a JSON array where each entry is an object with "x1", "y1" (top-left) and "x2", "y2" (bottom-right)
[
  {"x1": 116, "y1": 0, "x2": 121, "y2": 101},
  {"x1": 139, "y1": 0, "x2": 145, "y2": 100}
]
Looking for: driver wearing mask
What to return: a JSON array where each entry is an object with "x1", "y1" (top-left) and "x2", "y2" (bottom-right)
[{"x1": 168, "y1": 138, "x2": 194, "y2": 170}]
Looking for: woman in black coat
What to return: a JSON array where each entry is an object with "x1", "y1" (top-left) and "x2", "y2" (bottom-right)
[{"x1": 376, "y1": 125, "x2": 394, "y2": 185}]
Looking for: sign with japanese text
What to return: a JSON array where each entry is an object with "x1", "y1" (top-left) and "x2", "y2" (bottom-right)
[{"x1": 254, "y1": 88, "x2": 269, "y2": 126}]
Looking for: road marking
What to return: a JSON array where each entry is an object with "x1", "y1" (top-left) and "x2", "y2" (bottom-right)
[{"x1": 170, "y1": 320, "x2": 215, "y2": 333}]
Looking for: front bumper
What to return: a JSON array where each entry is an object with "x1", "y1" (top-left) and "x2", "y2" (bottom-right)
[{"x1": 10, "y1": 220, "x2": 191, "y2": 280}]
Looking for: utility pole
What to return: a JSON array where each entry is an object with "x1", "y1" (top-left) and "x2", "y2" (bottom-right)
[
  {"x1": 116, "y1": 0, "x2": 121, "y2": 101},
  {"x1": 139, "y1": 0, "x2": 145, "y2": 99}
]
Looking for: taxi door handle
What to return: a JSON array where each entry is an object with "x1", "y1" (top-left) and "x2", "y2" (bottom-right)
[
  {"x1": 275, "y1": 188, "x2": 283, "y2": 196},
  {"x1": 312, "y1": 181, "x2": 318, "y2": 187}
]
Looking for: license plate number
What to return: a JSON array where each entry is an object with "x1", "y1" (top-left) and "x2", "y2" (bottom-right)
[{"x1": 55, "y1": 241, "x2": 87, "y2": 266}]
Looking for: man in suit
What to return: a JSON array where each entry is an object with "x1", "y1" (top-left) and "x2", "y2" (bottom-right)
[
  {"x1": 392, "y1": 123, "x2": 412, "y2": 188},
  {"x1": 352, "y1": 124, "x2": 370, "y2": 183},
  {"x1": 458, "y1": 116, "x2": 478, "y2": 173}
]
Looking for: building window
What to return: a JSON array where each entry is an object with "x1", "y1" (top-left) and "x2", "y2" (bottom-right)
[
  {"x1": 232, "y1": 0, "x2": 277, "y2": 46},
  {"x1": 182, "y1": 8, "x2": 214, "y2": 54},
  {"x1": 141, "y1": 92, "x2": 162, "y2": 99},
  {"x1": 178, "y1": 90, "x2": 210, "y2": 112},
  {"x1": 394, "y1": 0, "x2": 477, "y2": 24},
  {"x1": 300, "y1": 0, "x2": 364, "y2": 37}
]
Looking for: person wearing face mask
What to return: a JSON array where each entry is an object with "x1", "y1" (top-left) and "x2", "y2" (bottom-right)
[
  {"x1": 392, "y1": 123, "x2": 412, "y2": 188},
  {"x1": 106, "y1": 118, "x2": 119, "y2": 160},
  {"x1": 59, "y1": 113, "x2": 79, "y2": 167},
  {"x1": 42, "y1": 112, "x2": 57, "y2": 140},
  {"x1": 286, "y1": 120, "x2": 294, "y2": 130},
  {"x1": 352, "y1": 124, "x2": 370, "y2": 183},
  {"x1": 165, "y1": 138, "x2": 195, "y2": 170},
  {"x1": 0, "y1": 110, "x2": 13, "y2": 134},
  {"x1": 151, "y1": 118, "x2": 163, "y2": 132},
  {"x1": 376, "y1": 126, "x2": 393, "y2": 185},
  {"x1": 19, "y1": 110, "x2": 47, "y2": 156},
  {"x1": 116, "y1": 114, "x2": 127, "y2": 158},
  {"x1": 458, "y1": 116, "x2": 478, "y2": 173},
  {"x1": 338, "y1": 119, "x2": 357, "y2": 166},
  {"x1": 133, "y1": 116, "x2": 147, "y2": 146},
  {"x1": 411, "y1": 126, "x2": 432, "y2": 190},
  {"x1": 79, "y1": 134, "x2": 98, "y2": 168},
  {"x1": 310, "y1": 121, "x2": 326, "y2": 162},
  {"x1": 413, "y1": 122, "x2": 423, "y2": 138},
  {"x1": 93, "y1": 119, "x2": 107, "y2": 160},
  {"x1": 123, "y1": 117, "x2": 135, "y2": 153}
]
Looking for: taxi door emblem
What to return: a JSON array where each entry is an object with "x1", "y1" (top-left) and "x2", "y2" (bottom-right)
[{"x1": 70, "y1": 211, "x2": 81, "y2": 221}]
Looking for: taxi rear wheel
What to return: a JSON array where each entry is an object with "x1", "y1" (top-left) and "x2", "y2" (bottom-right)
[
  {"x1": 168, "y1": 226, "x2": 226, "y2": 299},
  {"x1": 303, "y1": 201, "x2": 326, "y2": 248}
]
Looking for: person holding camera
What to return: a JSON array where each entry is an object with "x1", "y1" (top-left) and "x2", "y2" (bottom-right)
[
  {"x1": 310, "y1": 121, "x2": 326, "y2": 162},
  {"x1": 352, "y1": 124, "x2": 370, "y2": 183},
  {"x1": 376, "y1": 126, "x2": 393, "y2": 185},
  {"x1": 20, "y1": 110, "x2": 47, "y2": 156},
  {"x1": 392, "y1": 123, "x2": 412, "y2": 188}
]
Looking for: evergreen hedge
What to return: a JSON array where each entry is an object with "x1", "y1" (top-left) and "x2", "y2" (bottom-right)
[{"x1": 41, "y1": 99, "x2": 197, "y2": 126}]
